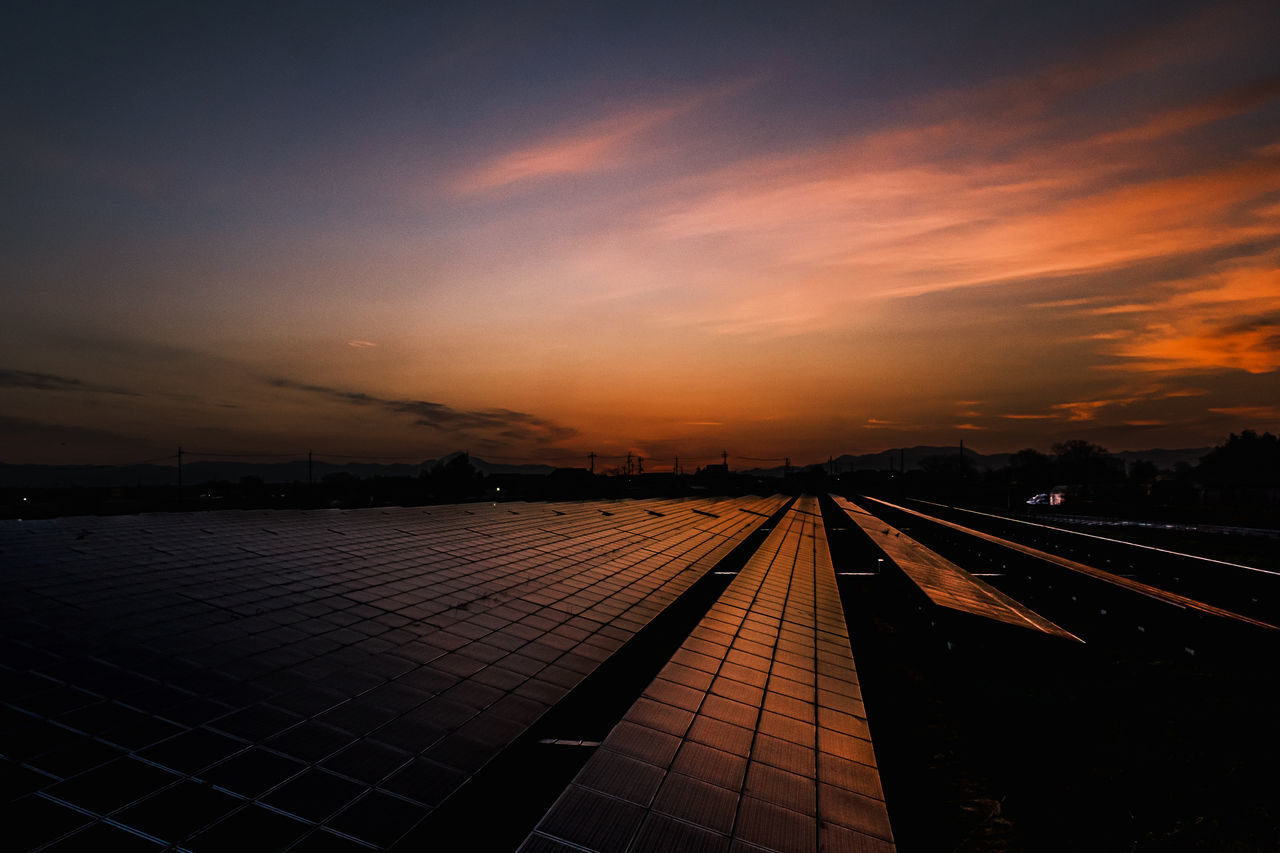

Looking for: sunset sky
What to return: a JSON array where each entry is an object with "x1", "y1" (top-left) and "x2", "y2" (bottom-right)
[{"x1": 3, "y1": 1, "x2": 1279, "y2": 468}]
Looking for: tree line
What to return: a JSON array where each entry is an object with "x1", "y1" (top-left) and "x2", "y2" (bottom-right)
[{"x1": 897, "y1": 430, "x2": 1279, "y2": 520}]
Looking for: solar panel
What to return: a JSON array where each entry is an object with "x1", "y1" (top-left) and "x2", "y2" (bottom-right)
[
  {"x1": 857, "y1": 495, "x2": 1278, "y2": 631},
  {"x1": 833, "y1": 495, "x2": 1081, "y2": 641},
  {"x1": 2, "y1": 495, "x2": 787, "y2": 850},
  {"x1": 521, "y1": 496, "x2": 896, "y2": 852}
]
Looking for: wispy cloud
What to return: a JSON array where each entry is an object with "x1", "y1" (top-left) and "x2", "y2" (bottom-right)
[
  {"x1": 454, "y1": 84, "x2": 745, "y2": 194},
  {"x1": 267, "y1": 378, "x2": 578, "y2": 444},
  {"x1": 649, "y1": 119, "x2": 1278, "y2": 320},
  {"x1": 0, "y1": 369, "x2": 137, "y2": 396},
  {"x1": 0, "y1": 414, "x2": 137, "y2": 443},
  {"x1": 1050, "y1": 398, "x2": 1139, "y2": 421},
  {"x1": 1093, "y1": 73, "x2": 1280, "y2": 146},
  {"x1": 1209, "y1": 405, "x2": 1280, "y2": 420},
  {"x1": 572, "y1": 12, "x2": 1280, "y2": 345}
]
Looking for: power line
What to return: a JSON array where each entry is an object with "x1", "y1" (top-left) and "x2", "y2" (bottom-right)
[{"x1": 128, "y1": 453, "x2": 179, "y2": 465}]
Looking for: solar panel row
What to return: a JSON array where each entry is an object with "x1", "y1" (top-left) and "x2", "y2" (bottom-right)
[
  {"x1": 856, "y1": 495, "x2": 1279, "y2": 632},
  {"x1": 522, "y1": 496, "x2": 895, "y2": 853},
  {"x1": 832, "y1": 495, "x2": 1080, "y2": 641},
  {"x1": 1, "y1": 496, "x2": 786, "y2": 851}
]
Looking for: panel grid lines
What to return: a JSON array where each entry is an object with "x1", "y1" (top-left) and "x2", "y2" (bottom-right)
[
  {"x1": 522, "y1": 496, "x2": 895, "y2": 853},
  {"x1": 2, "y1": 495, "x2": 786, "y2": 851}
]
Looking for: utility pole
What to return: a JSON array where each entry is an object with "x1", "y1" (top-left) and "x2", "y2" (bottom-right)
[
  {"x1": 588, "y1": 451, "x2": 595, "y2": 474},
  {"x1": 626, "y1": 451, "x2": 633, "y2": 476},
  {"x1": 674, "y1": 455, "x2": 679, "y2": 476},
  {"x1": 637, "y1": 456, "x2": 643, "y2": 475},
  {"x1": 721, "y1": 449, "x2": 728, "y2": 469}
]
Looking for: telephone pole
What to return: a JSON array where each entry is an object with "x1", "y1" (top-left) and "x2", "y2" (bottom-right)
[{"x1": 588, "y1": 451, "x2": 595, "y2": 474}]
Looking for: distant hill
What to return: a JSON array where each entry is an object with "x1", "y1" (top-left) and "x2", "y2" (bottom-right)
[
  {"x1": 739, "y1": 446, "x2": 1005, "y2": 477},
  {"x1": 741, "y1": 445, "x2": 1213, "y2": 477}
]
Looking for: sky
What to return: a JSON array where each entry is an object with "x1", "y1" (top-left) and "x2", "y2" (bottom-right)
[{"x1": 3, "y1": 0, "x2": 1279, "y2": 469}]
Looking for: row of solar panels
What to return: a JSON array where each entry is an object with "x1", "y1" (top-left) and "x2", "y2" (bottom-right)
[
  {"x1": 6, "y1": 495, "x2": 895, "y2": 851},
  {"x1": 833, "y1": 495, "x2": 1276, "y2": 637},
  {"x1": 523, "y1": 496, "x2": 894, "y2": 852}
]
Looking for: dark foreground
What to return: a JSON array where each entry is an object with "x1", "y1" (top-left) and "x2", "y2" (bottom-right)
[
  {"x1": 823, "y1": 497, "x2": 1280, "y2": 852},
  {"x1": 3, "y1": 493, "x2": 1277, "y2": 851}
]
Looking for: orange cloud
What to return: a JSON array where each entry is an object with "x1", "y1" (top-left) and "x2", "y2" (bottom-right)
[
  {"x1": 1103, "y1": 248, "x2": 1280, "y2": 374},
  {"x1": 1084, "y1": 304, "x2": 1158, "y2": 316},
  {"x1": 457, "y1": 118, "x2": 653, "y2": 193},
  {"x1": 1051, "y1": 399, "x2": 1139, "y2": 421},
  {"x1": 611, "y1": 68, "x2": 1280, "y2": 339},
  {"x1": 455, "y1": 83, "x2": 748, "y2": 194},
  {"x1": 1209, "y1": 405, "x2": 1280, "y2": 419},
  {"x1": 1116, "y1": 321, "x2": 1280, "y2": 374}
]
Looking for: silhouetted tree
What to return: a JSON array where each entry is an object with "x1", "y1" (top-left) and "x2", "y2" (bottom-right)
[
  {"x1": 1198, "y1": 430, "x2": 1279, "y2": 487},
  {"x1": 795, "y1": 464, "x2": 830, "y2": 493},
  {"x1": 1008, "y1": 448, "x2": 1054, "y2": 492},
  {"x1": 1197, "y1": 430, "x2": 1280, "y2": 506},
  {"x1": 1127, "y1": 459, "x2": 1159, "y2": 485},
  {"x1": 920, "y1": 453, "x2": 974, "y2": 480},
  {"x1": 426, "y1": 452, "x2": 483, "y2": 498},
  {"x1": 1052, "y1": 440, "x2": 1122, "y2": 484},
  {"x1": 917, "y1": 453, "x2": 974, "y2": 500}
]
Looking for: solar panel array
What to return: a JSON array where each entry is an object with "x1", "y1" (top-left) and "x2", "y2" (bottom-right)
[
  {"x1": 1, "y1": 495, "x2": 786, "y2": 851},
  {"x1": 522, "y1": 496, "x2": 895, "y2": 852},
  {"x1": 833, "y1": 495, "x2": 1080, "y2": 641},
  {"x1": 858, "y1": 495, "x2": 1279, "y2": 631}
]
